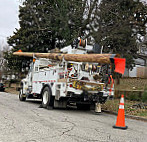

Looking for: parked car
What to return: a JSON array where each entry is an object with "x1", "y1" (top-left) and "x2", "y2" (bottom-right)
[{"x1": 0, "y1": 83, "x2": 5, "y2": 91}]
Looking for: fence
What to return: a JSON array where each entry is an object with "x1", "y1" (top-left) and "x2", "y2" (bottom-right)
[{"x1": 137, "y1": 67, "x2": 147, "y2": 78}]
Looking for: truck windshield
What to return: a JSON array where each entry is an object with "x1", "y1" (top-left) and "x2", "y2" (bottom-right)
[{"x1": 28, "y1": 62, "x2": 34, "y2": 73}]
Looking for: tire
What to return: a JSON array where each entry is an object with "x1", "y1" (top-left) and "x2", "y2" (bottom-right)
[
  {"x1": 42, "y1": 86, "x2": 54, "y2": 108},
  {"x1": 19, "y1": 89, "x2": 26, "y2": 101}
]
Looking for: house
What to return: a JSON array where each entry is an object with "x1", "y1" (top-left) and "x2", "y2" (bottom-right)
[{"x1": 124, "y1": 36, "x2": 147, "y2": 78}]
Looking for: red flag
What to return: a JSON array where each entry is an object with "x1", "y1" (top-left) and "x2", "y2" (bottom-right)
[{"x1": 114, "y1": 58, "x2": 126, "y2": 74}]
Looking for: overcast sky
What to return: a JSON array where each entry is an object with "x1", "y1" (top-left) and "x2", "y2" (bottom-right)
[
  {"x1": 0, "y1": 0, "x2": 20, "y2": 49},
  {"x1": 0, "y1": 0, "x2": 147, "y2": 50}
]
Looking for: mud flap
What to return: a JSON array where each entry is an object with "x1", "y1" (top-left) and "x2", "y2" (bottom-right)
[{"x1": 54, "y1": 100, "x2": 67, "y2": 109}]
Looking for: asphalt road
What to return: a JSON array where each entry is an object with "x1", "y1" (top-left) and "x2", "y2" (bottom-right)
[{"x1": 0, "y1": 92, "x2": 147, "y2": 142}]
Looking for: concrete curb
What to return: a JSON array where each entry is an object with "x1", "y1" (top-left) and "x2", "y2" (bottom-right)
[{"x1": 103, "y1": 110, "x2": 147, "y2": 122}]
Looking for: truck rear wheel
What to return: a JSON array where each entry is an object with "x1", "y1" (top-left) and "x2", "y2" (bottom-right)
[
  {"x1": 19, "y1": 89, "x2": 26, "y2": 101},
  {"x1": 42, "y1": 86, "x2": 54, "y2": 108}
]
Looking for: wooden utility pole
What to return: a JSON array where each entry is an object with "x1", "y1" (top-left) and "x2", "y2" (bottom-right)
[{"x1": 13, "y1": 52, "x2": 120, "y2": 64}]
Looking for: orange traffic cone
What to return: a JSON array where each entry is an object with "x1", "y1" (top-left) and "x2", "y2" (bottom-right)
[{"x1": 113, "y1": 94, "x2": 128, "y2": 130}]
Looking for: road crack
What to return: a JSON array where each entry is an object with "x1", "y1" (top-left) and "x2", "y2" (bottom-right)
[
  {"x1": 31, "y1": 109, "x2": 40, "y2": 117},
  {"x1": 59, "y1": 117, "x2": 76, "y2": 136}
]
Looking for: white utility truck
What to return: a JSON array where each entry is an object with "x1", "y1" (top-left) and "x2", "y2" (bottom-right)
[{"x1": 14, "y1": 39, "x2": 125, "y2": 112}]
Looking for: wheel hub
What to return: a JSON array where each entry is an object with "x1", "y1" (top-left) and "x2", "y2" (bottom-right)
[{"x1": 43, "y1": 91, "x2": 48, "y2": 105}]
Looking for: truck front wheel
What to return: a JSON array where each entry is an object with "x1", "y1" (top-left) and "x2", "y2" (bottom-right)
[
  {"x1": 42, "y1": 86, "x2": 54, "y2": 108},
  {"x1": 19, "y1": 89, "x2": 26, "y2": 101}
]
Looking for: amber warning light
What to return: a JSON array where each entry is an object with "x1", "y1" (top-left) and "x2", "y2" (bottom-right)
[
  {"x1": 33, "y1": 58, "x2": 36, "y2": 63},
  {"x1": 17, "y1": 49, "x2": 22, "y2": 52}
]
